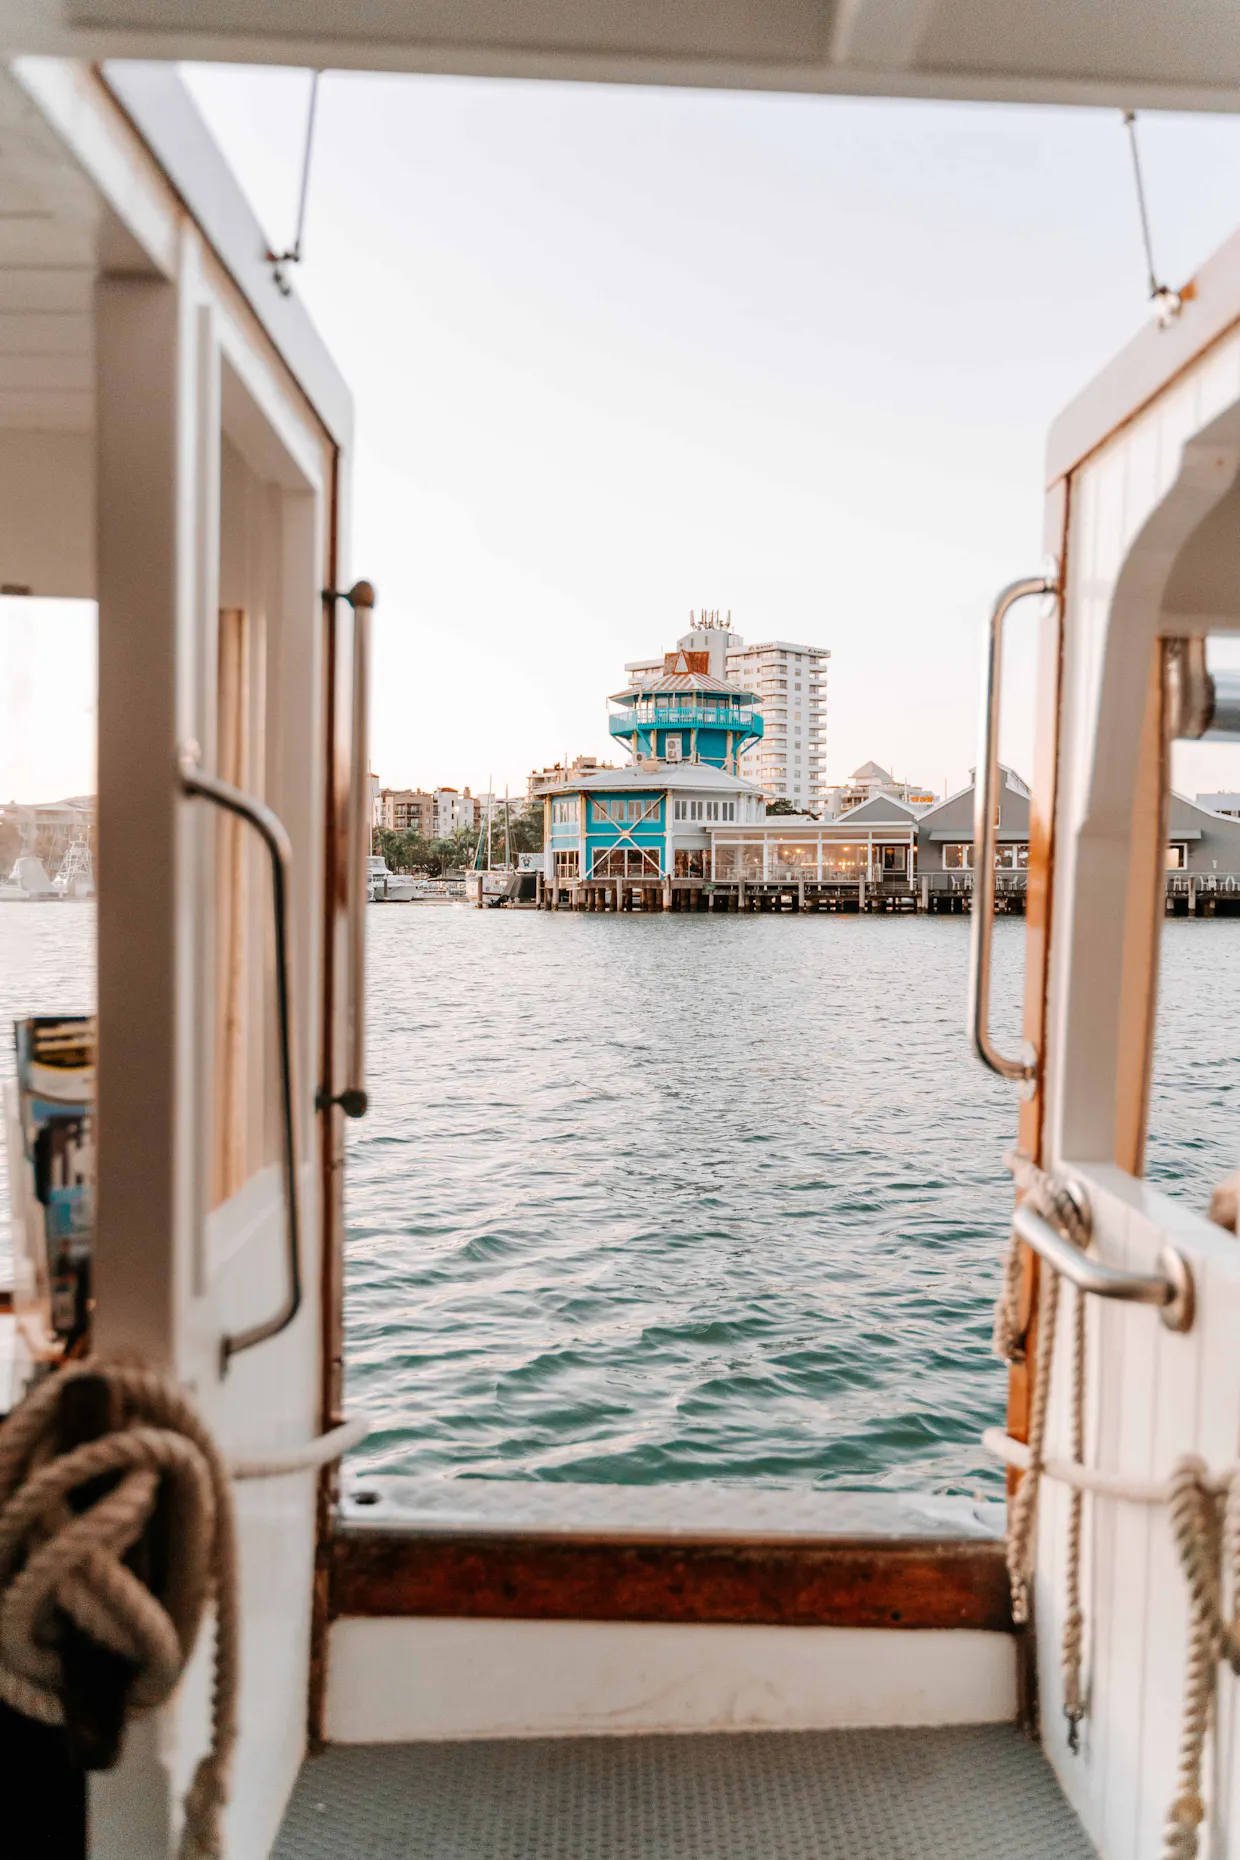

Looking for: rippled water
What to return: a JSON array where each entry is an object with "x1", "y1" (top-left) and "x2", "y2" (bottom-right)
[{"x1": 3, "y1": 903, "x2": 1237, "y2": 1496}]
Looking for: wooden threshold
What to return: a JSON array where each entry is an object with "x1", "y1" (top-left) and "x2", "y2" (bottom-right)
[{"x1": 330, "y1": 1529, "x2": 1012, "y2": 1632}]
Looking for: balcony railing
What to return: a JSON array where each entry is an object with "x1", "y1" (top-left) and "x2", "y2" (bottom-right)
[{"x1": 609, "y1": 705, "x2": 762, "y2": 734}]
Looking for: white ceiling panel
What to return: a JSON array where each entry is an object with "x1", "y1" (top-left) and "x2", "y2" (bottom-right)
[{"x1": 5, "y1": 0, "x2": 1240, "y2": 111}]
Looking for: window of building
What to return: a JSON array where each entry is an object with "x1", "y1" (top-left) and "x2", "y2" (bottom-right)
[
  {"x1": 943, "y1": 843, "x2": 974, "y2": 870},
  {"x1": 996, "y1": 844, "x2": 1030, "y2": 870},
  {"x1": 674, "y1": 848, "x2": 710, "y2": 877},
  {"x1": 713, "y1": 841, "x2": 763, "y2": 879},
  {"x1": 592, "y1": 847, "x2": 660, "y2": 878},
  {"x1": 554, "y1": 850, "x2": 579, "y2": 878},
  {"x1": 1166, "y1": 844, "x2": 1187, "y2": 869},
  {"x1": 592, "y1": 797, "x2": 652, "y2": 824}
]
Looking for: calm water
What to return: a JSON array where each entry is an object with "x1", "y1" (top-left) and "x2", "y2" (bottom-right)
[{"x1": 2, "y1": 903, "x2": 1237, "y2": 1495}]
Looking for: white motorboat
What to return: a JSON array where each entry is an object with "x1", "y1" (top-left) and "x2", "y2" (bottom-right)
[
  {"x1": 367, "y1": 854, "x2": 425, "y2": 902},
  {"x1": 0, "y1": 853, "x2": 58, "y2": 901}
]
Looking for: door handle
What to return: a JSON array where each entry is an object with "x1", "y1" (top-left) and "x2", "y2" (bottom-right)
[
  {"x1": 968, "y1": 574, "x2": 1057, "y2": 1084},
  {"x1": 179, "y1": 752, "x2": 303, "y2": 1369}
]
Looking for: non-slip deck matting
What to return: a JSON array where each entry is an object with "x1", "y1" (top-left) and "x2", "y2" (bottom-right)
[{"x1": 272, "y1": 1724, "x2": 1095, "y2": 1859}]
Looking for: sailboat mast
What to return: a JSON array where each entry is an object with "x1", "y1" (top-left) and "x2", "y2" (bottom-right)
[{"x1": 503, "y1": 785, "x2": 511, "y2": 868}]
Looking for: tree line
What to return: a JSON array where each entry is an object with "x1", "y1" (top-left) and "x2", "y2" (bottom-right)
[{"x1": 375, "y1": 800, "x2": 544, "y2": 876}]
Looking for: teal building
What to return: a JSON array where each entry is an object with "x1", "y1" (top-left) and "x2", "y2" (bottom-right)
[{"x1": 545, "y1": 648, "x2": 766, "y2": 888}]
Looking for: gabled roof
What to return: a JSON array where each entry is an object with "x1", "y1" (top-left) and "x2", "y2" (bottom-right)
[
  {"x1": 849, "y1": 760, "x2": 894, "y2": 783},
  {"x1": 1170, "y1": 791, "x2": 1240, "y2": 839},
  {"x1": 552, "y1": 762, "x2": 763, "y2": 795},
  {"x1": 836, "y1": 793, "x2": 920, "y2": 824},
  {"x1": 610, "y1": 670, "x2": 755, "y2": 702},
  {"x1": 916, "y1": 764, "x2": 1030, "y2": 823}
]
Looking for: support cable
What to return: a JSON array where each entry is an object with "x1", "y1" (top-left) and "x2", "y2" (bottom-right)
[
  {"x1": 268, "y1": 70, "x2": 322, "y2": 296},
  {"x1": 1122, "y1": 110, "x2": 1183, "y2": 328}
]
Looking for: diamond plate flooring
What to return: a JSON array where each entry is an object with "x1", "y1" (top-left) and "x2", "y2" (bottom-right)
[{"x1": 273, "y1": 1724, "x2": 1095, "y2": 1859}]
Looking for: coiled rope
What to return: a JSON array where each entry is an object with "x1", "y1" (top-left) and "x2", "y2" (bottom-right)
[
  {"x1": 1162, "y1": 1456, "x2": 1240, "y2": 1859},
  {"x1": 0, "y1": 1361, "x2": 237, "y2": 1860},
  {"x1": 995, "y1": 1152, "x2": 1090, "y2": 1748}
]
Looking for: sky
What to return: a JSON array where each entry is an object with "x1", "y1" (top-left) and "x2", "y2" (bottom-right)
[{"x1": 7, "y1": 72, "x2": 1240, "y2": 804}]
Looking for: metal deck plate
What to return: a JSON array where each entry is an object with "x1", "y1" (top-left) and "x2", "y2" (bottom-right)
[{"x1": 273, "y1": 1724, "x2": 1094, "y2": 1859}]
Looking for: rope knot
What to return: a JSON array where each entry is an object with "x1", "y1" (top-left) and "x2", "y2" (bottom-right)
[{"x1": 0, "y1": 1363, "x2": 237, "y2": 1860}]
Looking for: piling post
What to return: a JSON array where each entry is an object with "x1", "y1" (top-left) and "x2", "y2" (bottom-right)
[
  {"x1": 797, "y1": 880, "x2": 804, "y2": 912},
  {"x1": 858, "y1": 874, "x2": 866, "y2": 913}
]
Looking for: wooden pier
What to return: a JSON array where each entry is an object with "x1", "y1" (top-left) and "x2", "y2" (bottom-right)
[
  {"x1": 529, "y1": 872, "x2": 1240, "y2": 918},
  {"x1": 1165, "y1": 875, "x2": 1240, "y2": 917},
  {"x1": 540, "y1": 875, "x2": 1028, "y2": 914}
]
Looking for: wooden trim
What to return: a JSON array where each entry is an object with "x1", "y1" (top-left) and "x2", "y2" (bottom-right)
[
  {"x1": 329, "y1": 1530, "x2": 1013, "y2": 1633},
  {"x1": 1114, "y1": 642, "x2": 1171, "y2": 1177},
  {"x1": 1005, "y1": 478, "x2": 1070, "y2": 1735},
  {"x1": 308, "y1": 445, "x2": 343, "y2": 1752},
  {"x1": 1007, "y1": 480, "x2": 1069, "y2": 1484}
]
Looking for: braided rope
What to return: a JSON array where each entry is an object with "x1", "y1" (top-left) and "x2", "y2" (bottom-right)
[
  {"x1": 1061, "y1": 1281, "x2": 1087, "y2": 1749},
  {"x1": 1160, "y1": 1456, "x2": 1240, "y2": 1859},
  {"x1": 996, "y1": 1153, "x2": 1091, "y2": 1744},
  {"x1": 0, "y1": 1362, "x2": 237, "y2": 1860}
]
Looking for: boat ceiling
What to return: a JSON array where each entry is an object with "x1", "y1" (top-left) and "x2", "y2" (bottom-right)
[
  {"x1": 4, "y1": 0, "x2": 1240, "y2": 113},
  {"x1": 0, "y1": 66, "x2": 97, "y2": 441}
]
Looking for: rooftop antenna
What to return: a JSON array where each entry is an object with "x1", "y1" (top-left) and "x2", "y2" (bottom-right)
[
  {"x1": 268, "y1": 70, "x2": 322, "y2": 297},
  {"x1": 1121, "y1": 111, "x2": 1183, "y2": 329}
]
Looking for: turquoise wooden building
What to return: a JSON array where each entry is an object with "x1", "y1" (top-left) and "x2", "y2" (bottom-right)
[{"x1": 545, "y1": 649, "x2": 766, "y2": 892}]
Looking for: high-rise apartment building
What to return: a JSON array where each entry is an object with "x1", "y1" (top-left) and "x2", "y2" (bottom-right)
[{"x1": 624, "y1": 612, "x2": 829, "y2": 810}]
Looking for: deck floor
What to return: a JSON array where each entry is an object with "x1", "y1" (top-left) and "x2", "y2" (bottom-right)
[{"x1": 273, "y1": 1724, "x2": 1095, "y2": 1859}]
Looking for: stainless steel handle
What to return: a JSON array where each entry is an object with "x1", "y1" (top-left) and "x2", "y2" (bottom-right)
[
  {"x1": 1014, "y1": 1202, "x2": 1194, "y2": 1332},
  {"x1": 1208, "y1": 671, "x2": 1240, "y2": 737},
  {"x1": 179, "y1": 752, "x2": 303, "y2": 1368},
  {"x1": 968, "y1": 575, "x2": 1056, "y2": 1083},
  {"x1": 323, "y1": 581, "x2": 374, "y2": 1120},
  {"x1": 1165, "y1": 643, "x2": 1240, "y2": 741}
]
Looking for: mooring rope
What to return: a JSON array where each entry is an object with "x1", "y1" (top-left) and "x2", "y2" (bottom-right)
[
  {"x1": 995, "y1": 1152, "x2": 1091, "y2": 1748},
  {"x1": 1160, "y1": 1456, "x2": 1240, "y2": 1859},
  {"x1": 0, "y1": 1361, "x2": 236, "y2": 1857},
  {"x1": 989, "y1": 1192, "x2": 1240, "y2": 1860}
]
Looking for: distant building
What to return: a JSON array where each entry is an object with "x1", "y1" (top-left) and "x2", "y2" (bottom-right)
[
  {"x1": 1197, "y1": 792, "x2": 1240, "y2": 818},
  {"x1": 821, "y1": 761, "x2": 937, "y2": 819},
  {"x1": 0, "y1": 795, "x2": 95, "y2": 864},
  {"x1": 527, "y1": 756, "x2": 617, "y2": 800},
  {"x1": 377, "y1": 787, "x2": 435, "y2": 835},
  {"x1": 433, "y1": 788, "x2": 476, "y2": 837},
  {"x1": 625, "y1": 612, "x2": 829, "y2": 811},
  {"x1": 376, "y1": 785, "x2": 478, "y2": 837}
]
